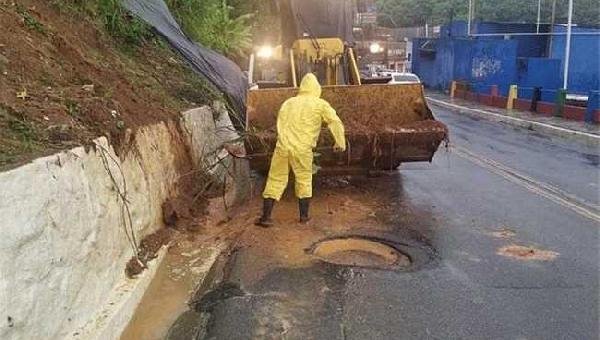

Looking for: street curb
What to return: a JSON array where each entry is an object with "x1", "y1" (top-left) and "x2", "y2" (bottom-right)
[
  {"x1": 426, "y1": 97, "x2": 600, "y2": 147},
  {"x1": 73, "y1": 247, "x2": 169, "y2": 340}
]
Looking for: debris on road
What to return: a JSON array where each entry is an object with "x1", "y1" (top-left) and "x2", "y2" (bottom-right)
[
  {"x1": 497, "y1": 244, "x2": 559, "y2": 261},
  {"x1": 490, "y1": 228, "x2": 517, "y2": 239},
  {"x1": 126, "y1": 229, "x2": 174, "y2": 278}
]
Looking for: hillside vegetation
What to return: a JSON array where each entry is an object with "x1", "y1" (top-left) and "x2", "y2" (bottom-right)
[{"x1": 0, "y1": 0, "x2": 225, "y2": 170}]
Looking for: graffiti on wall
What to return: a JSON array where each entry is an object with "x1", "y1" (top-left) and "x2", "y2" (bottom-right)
[{"x1": 472, "y1": 56, "x2": 502, "y2": 80}]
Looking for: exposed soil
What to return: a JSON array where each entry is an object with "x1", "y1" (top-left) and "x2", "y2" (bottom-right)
[
  {"x1": 126, "y1": 228, "x2": 175, "y2": 278},
  {"x1": 497, "y1": 244, "x2": 559, "y2": 261},
  {"x1": 209, "y1": 176, "x2": 400, "y2": 285},
  {"x1": 245, "y1": 83, "x2": 449, "y2": 173},
  {"x1": 248, "y1": 116, "x2": 448, "y2": 142},
  {"x1": 122, "y1": 174, "x2": 440, "y2": 339},
  {"x1": 162, "y1": 195, "x2": 210, "y2": 232},
  {"x1": 345, "y1": 118, "x2": 449, "y2": 136},
  {"x1": 0, "y1": 0, "x2": 219, "y2": 171},
  {"x1": 125, "y1": 257, "x2": 146, "y2": 278},
  {"x1": 126, "y1": 168, "x2": 227, "y2": 278},
  {"x1": 161, "y1": 165, "x2": 228, "y2": 232},
  {"x1": 140, "y1": 229, "x2": 175, "y2": 261},
  {"x1": 123, "y1": 177, "x2": 374, "y2": 336}
]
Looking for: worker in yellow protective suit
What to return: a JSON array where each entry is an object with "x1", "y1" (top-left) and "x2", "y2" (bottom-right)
[{"x1": 256, "y1": 73, "x2": 346, "y2": 227}]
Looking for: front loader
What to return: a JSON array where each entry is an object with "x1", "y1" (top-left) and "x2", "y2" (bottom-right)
[{"x1": 244, "y1": 0, "x2": 448, "y2": 175}]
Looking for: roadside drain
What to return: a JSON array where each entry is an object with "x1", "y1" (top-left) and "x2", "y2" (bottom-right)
[{"x1": 308, "y1": 237, "x2": 413, "y2": 270}]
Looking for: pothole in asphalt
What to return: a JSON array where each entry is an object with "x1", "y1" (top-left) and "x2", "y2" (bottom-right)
[{"x1": 308, "y1": 237, "x2": 412, "y2": 269}]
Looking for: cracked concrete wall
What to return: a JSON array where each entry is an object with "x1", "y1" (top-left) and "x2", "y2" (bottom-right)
[
  {"x1": 181, "y1": 102, "x2": 250, "y2": 207},
  {"x1": 0, "y1": 104, "x2": 249, "y2": 339},
  {"x1": 0, "y1": 121, "x2": 185, "y2": 339}
]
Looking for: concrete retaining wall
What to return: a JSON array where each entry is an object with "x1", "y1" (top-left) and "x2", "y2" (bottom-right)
[
  {"x1": 181, "y1": 102, "x2": 250, "y2": 209},
  {"x1": 0, "y1": 103, "x2": 248, "y2": 339}
]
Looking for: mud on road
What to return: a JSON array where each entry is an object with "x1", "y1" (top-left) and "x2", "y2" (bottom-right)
[{"x1": 163, "y1": 175, "x2": 439, "y2": 340}]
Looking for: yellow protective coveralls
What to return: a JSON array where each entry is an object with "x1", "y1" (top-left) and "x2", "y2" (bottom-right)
[{"x1": 263, "y1": 73, "x2": 346, "y2": 201}]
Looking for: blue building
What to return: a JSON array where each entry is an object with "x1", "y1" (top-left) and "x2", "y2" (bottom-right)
[
  {"x1": 412, "y1": 20, "x2": 600, "y2": 99},
  {"x1": 550, "y1": 25, "x2": 600, "y2": 93}
]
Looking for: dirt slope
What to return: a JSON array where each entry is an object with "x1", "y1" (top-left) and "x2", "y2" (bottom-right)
[{"x1": 0, "y1": 0, "x2": 219, "y2": 170}]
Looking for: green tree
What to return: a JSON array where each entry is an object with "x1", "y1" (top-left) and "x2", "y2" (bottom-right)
[
  {"x1": 376, "y1": 0, "x2": 468, "y2": 26},
  {"x1": 551, "y1": 0, "x2": 600, "y2": 26},
  {"x1": 377, "y1": 0, "x2": 434, "y2": 26},
  {"x1": 430, "y1": 0, "x2": 469, "y2": 24},
  {"x1": 228, "y1": 0, "x2": 280, "y2": 44},
  {"x1": 376, "y1": 0, "x2": 599, "y2": 27},
  {"x1": 167, "y1": 0, "x2": 253, "y2": 57}
]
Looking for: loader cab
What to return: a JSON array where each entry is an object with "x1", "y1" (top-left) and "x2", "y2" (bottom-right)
[{"x1": 248, "y1": 38, "x2": 362, "y2": 90}]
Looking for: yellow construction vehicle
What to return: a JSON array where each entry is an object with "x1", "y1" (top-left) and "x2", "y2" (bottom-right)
[{"x1": 245, "y1": 0, "x2": 447, "y2": 174}]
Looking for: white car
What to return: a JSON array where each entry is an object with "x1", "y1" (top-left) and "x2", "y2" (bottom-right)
[{"x1": 387, "y1": 72, "x2": 421, "y2": 85}]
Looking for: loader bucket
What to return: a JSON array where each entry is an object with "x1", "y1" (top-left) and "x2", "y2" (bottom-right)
[{"x1": 245, "y1": 83, "x2": 448, "y2": 174}]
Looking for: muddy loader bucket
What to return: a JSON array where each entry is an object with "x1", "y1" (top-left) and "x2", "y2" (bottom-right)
[{"x1": 245, "y1": 84, "x2": 448, "y2": 174}]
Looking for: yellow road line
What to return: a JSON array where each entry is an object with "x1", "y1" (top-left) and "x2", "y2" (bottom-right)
[{"x1": 452, "y1": 145, "x2": 600, "y2": 223}]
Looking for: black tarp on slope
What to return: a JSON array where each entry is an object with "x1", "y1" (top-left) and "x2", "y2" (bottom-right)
[
  {"x1": 280, "y1": 0, "x2": 355, "y2": 46},
  {"x1": 123, "y1": 0, "x2": 247, "y2": 115}
]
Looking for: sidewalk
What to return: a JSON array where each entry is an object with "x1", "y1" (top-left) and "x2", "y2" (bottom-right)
[{"x1": 426, "y1": 92, "x2": 600, "y2": 147}]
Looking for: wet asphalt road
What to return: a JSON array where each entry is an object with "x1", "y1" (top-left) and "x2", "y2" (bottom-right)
[{"x1": 174, "y1": 107, "x2": 599, "y2": 340}]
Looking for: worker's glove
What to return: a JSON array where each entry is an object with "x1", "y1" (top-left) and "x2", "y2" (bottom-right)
[{"x1": 333, "y1": 145, "x2": 346, "y2": 153}]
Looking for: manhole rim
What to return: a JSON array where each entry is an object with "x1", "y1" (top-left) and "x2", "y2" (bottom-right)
[
  {"x1": 305, "y1": 234, "x2": 438, "y2": 271},
  {"x1": 310, "y1": 237, "x2": 410, "y2": 268}
]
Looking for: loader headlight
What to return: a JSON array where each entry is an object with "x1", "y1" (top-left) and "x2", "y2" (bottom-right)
[
  {"x1": 257, "y1": 45, "x2": 274, "y2": 59},
  {"x1": 370, "y1": 43, "x2": 383, "y2": 54}
]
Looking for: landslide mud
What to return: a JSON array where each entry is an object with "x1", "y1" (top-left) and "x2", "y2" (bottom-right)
[
  {"x1": 125, "y1": 228, "x2": 174, "y2": 278},
  {"x1": 155, "y1": 174, "x2": 441, "y2": 339},
  {"x1": 497, "y1": 244, "x2": 559, "y2": 261},
  {"x1": 245, "y1": 84, "x2": 449, "y2": 172},
  {"x1": 206, "y1": 175, "x2": 438, "y2": 286}
]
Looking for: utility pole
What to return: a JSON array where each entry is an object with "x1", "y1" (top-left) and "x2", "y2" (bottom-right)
[
  {"x1": 536, "y1": 0, "x2": 542, "y2": 34},
  {"x1": 468, "y1": 0, "x2": 473, "y2": 36},
  {"x1": 563, "y1": 0, "x2": 573, "y2": 90},
  {"x1": 548, "y1": 0, "x2": 557, "y2": 56}
]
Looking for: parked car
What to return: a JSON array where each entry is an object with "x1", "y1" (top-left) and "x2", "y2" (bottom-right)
[{"x1": 387, "y1": 72, "x2": 421, "y2": 85}]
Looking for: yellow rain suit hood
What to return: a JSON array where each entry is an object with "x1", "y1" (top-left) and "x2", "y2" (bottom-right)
[
  {"x1": 298, "y1": 72, "x2": 322, "y2": 97},
  {"x1": 263, "y1": 73, "x2": 346, "y2": 200},
  {"x1": 275, "y1": 73, "x2": 345, "y2": 154}
]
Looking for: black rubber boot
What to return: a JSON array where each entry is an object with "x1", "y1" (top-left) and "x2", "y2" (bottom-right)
[
  {"x1": 299, "y1": 198, "x2": 311, "y2": 223},
  {"x1": 255, "y1": 198, "x2": 275, "y2": 228}
]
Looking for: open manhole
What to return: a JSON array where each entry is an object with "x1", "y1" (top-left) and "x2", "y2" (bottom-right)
[{"x1": 309, "y1": 237, "x2": 412, "y2": 269}]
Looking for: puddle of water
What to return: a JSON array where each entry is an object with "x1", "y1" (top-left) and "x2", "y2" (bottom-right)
[
  {"x1": 121, "y1": 244, "x2": 221, "y2": 340},
  {"x1": 582, "y1": 153, "x2": 599, "y2": 166},
  {"x1": 310, "y1": 237, "x2": 411, "y2": 269},
  {"x1": 120, "y1": 255, "x2": 190, "y2": 340}
]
